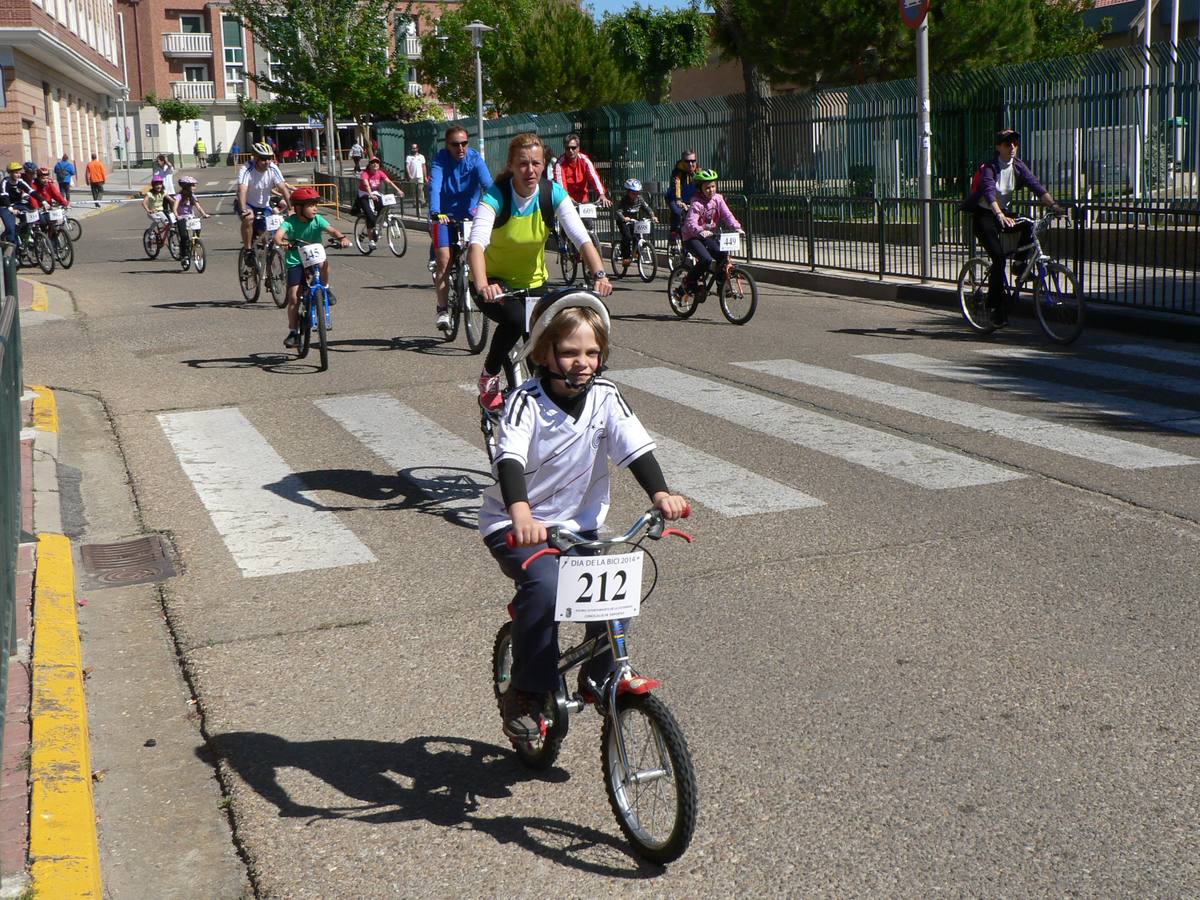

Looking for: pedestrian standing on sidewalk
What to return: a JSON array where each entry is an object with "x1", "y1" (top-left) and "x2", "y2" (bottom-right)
[
  {"x1": 153, "y1": 154, "x2": 175, "y2": 195},
  {"x1": 194, "y1": 137, "x2": 207, "y2": 168},
  {"x1": 84, "y1": 153, "x2": 107, "y2": 204},
  {"x1": 53, "y1": 154, "x2": 75, "y2": 202},
  {"x1": 350, "y1": 139, "x2": 365, "y2": 173},
  {"x1": 405, "y1": 143, "x2": 427, "y2": 214}
]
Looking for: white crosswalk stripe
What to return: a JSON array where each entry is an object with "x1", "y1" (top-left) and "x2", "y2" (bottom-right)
[
  {"x1": 1095, "y1": 344, "x2": 1200, "y2": 368},
  {"x1": 736, "y1": 359, "x2": 1194, "y2": 469},
  {"x1": 975, "y1": 347, "x2": 1200, "y2": 396},
  {"x1": 314, "y1": 393, "x2": 491, "y2": 526},
  {"x1": 860, "y1": 352, "x2": 1200, "y2": 435},
  {"x1": 157, "y1": 408, "x2": 378, "y2": 578},
  {"x1": 612, "y1": 367, "x2": 1022, "y2": 489}
]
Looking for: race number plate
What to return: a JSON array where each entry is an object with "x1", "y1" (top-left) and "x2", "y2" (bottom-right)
[
  {"x1": 151, "y1": 212, "x2": 168, "y2": 223},
  {"x1": 300, "y1": 243, "x2": 327, "y2": 268},
  {"x1": 719, "y1": 231, "x2": 741, "y2": 252},
  {"x1": 461, "y1": 220, "x2": 472, "y2": 241},
  {"x1": 380, "y1": 193, "x2": 396, "y2": 207},
  {"x1": 554, "y1": 551, "x2": 644, "y2": 622},
  {"x1": 578, "y1": 203, "x2": 598, "y2": 220},
  {"x1": 633, "y1": 219, "x2": 651, "y2": 235},
  {"x1": 186, "y1": 217, "x2": 203, "y2": 232},
  {"x1": 23, "y1": 211, "x2": 39, "y2": 225},
  {"x1": 46, "y1": 208, "x2": 64, "y2": 223},
  {"x1": 265, "y1": 214, "x2": 284, "y2": 232}
]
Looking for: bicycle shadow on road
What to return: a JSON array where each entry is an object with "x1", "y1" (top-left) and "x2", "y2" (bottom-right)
[
  {"x1": 180, "y1": 351, "x2": 323, "y2": 375},
  {"x1": 611, "y1": 311, "x2": 727, "y2": 326},
  {"x1": 152, "y1": 299, "x2": 272, "y2": 311},
  {"x1": 265, "y1": 465, "x2": 493, "y2": 531},
  {"x1": 204, "y1": 732, "x2": 662, "y2": 878}
]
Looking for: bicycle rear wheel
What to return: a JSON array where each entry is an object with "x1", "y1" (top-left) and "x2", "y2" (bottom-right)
[
  {"x1": 956, "y1": 257, "x2": 997, "y2": 335},
  {"x1": 65, "y1": 217, "x2": 81, "y2": 242},
  {"x1": 266, "y1": 246, "x2": 287, "y2": 308},
  {"x1": 666, "y1": 265, "x2": 698, "y2": 319},
  {"x1": 386, "y1": 217, "x2": 407, "y2": 257},
  {"x1": 492, "y1": 622, "x2": 564, "y2": 770},
  {"x1": 719, "y1": 266, "x2": 757, "y2": 324},
  {"x1": 354, "y1": 216, "x2": 373, "y2": 254},
  {"x1": 637, "y1": 239, "x2": 657, "y2": 282},
  {"x1": 192, "y1": 239, "x2": 207, "y2": 273},
  {"x1": 1034, "y1": 261, "x2": 1084, "y2": 345},
  {"x1": 142, "y1": 226, "x2": 160, "y2": 259},
  {"x1": 601, "y1": 692, "x2": 697, "y2": 864},
  {"x1": 315, "y1": 288, "x2": 329, "y2": 371},
  {"x1": 239, "y1": 249, "x2": 261, "y2": 302}
]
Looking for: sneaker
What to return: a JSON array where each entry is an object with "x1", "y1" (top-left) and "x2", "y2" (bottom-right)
[
  {"x1": 180, "y1": 258, "x2": 190, "y2": 271},
  {"x1": 478, "y1": 371, "x2": 504, "y2": 412},
  {"x1": 501, "y1": 687, "x2": 547, "y2": 741},
  {"x1": 284, "y1": 331, "x2": 300, "y2": 349},
  {"x1": 369, "y1": 239, "x2": 377, "y2": 250},
  {"x1": 436, "y1": 309, "x2": 451, "y2": 332}
]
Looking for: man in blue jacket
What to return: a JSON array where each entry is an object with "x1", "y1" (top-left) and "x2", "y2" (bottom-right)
[
  {"x1": 429, "y1": 125, "x2": 493, "y2": 333},
  {"x1": 966, "y1": 129, "x2": 1062, "y2": 326},
  {"x1": 53, "y1": 154, "x2": 76, "y2": 201}
]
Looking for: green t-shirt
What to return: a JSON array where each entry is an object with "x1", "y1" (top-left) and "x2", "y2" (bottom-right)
[{"x1": 280, "y1": 212, "x2": 331, "y2": 268}]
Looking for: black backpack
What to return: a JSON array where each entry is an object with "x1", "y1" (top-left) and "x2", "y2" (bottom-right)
[{"x1": 493, "y1": 172, "x2": 556, "y2": 232}]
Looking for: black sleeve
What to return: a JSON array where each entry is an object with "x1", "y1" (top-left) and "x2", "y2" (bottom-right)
[
  {"x1": 628, "y1": 452, "x2": 668, "y2": 498},
  {"x1": 497, "y1": 458, "x2": 529, "y2": 508}
]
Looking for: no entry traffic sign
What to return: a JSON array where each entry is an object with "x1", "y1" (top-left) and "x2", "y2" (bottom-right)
[{"x1": 898, "y1": 0, "x2": 931, "y2": 29}]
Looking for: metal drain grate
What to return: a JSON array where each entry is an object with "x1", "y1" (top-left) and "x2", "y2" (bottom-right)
[{"x1": 79, "y1": 534, "x2": 176, "y2": 588}]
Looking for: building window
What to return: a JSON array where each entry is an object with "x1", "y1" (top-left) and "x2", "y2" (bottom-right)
[
  {"x1": 223, "y1": 16, "x2": 245, "y2": 95},
  {"x1": 180, "y1": 14, "x2": 203, "y2": 33},
  {"x1": 184, "y1": 64, "x2": 208, "y2": 82}
]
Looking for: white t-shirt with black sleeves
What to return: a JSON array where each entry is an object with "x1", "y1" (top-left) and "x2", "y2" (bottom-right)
[{"x1": 478, "y1": 377, "x2": 655, "y2": 538}]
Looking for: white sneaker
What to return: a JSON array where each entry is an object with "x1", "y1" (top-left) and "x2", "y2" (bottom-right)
[
  {"x1": 369, "y1": 239, "x2": 377, "y2": 249},
  {"x1": 436, "y1": 311, "x2": 451, "y2": 331}
]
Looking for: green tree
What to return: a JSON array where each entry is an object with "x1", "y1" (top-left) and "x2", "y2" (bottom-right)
[
  {"x1": 417, "y1": 0, "x2": 637, "y2": 116},
  {"x1": 237, "y1": 96, "x2": 288, "y2": 146},
  {"x1": 143, "y1": 94, "x2": 204, "y2": 161},
  {"x1": 1031, "y1": 0, "x2": 1110, "y2": 60},
  {"x1": 600, "y1": 5, "x2": 711, "y2": 105}
]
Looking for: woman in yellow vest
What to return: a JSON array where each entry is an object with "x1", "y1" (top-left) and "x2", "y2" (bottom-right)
[{"x1": 468, "y1": 132, "x2": 611, "y2": 411}]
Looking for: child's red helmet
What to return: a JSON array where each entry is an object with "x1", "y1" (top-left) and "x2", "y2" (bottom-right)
[{"x1": 290, "y1": 186, "x2": 320, "y2": 205}]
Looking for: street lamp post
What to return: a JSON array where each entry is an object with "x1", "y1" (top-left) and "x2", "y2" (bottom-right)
[{"x1": 463, "y1": 20, "x2": 494, "y2": 162}]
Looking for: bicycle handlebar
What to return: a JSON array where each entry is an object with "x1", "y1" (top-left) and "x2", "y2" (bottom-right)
[{"x1": 511, "y1": 506, "x2": 693, "y2": 569}]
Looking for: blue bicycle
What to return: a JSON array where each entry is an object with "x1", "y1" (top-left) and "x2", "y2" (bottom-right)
[{"x1": 293, "y1": 242, "x2": 334, "y2": 371}]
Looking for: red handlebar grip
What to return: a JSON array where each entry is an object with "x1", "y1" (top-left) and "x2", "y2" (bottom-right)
[
  {"x1": 681, "y1": 504, "x2": 691, "y2": 518},
  {"x1": 662, "y1": 528, "x2": 694, "y2": 543},
  {"x1": 506, "y1": 532, "x2": 516, "y2": 549},
  {"x1": 520, "y1": 547, "x2": 560, "y2": 571}
]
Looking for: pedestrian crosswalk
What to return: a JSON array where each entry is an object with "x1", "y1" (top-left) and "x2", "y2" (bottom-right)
[{"x1": 158, "y1": 346, "x2": 1200, "y2": 577}]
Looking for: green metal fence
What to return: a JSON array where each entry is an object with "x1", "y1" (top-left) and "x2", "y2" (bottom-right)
[
  {"x1": 381, "y1": 40, "x2": 1200, "y2": 203},
  {"x1": 0, "y1": 244, "x2": 23, "y2": 757}
]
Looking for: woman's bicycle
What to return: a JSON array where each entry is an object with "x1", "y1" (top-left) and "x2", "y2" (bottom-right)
[
  {"x1": 239, "y1": 205, "x2": 287, "y2": 306},
  {"x1": 493, "y1": 508, "x2": 698, "y2": 864},
  {"x1": 666, "y1": 230, "x2": 758, "y2": 325},
  {"x1": 179, "y1": 217, "x2": 207, "y2": 273},
  {"x1": 610, "y1": 216, "x2": 657, "y2": 282},
  {"x1": 440, "y1": 217, "x2": 488, "y2": 353},
  {"x1": 956, "y1": 211, "x2": 1084, "y2": 344},
  {"x1": 354, "y1": 192, "x2": 407, "y2": 257},
  {"x1": 478, "y1": 286, "x2": 536, "y2": 463},
  {"x1": 291, "y1": 242, "x2": 334, "y2": 372}
]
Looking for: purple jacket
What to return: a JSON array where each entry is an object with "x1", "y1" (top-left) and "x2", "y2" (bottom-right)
[
  {"x1": 682, "y1": 193, "x2": 741, "y2": 241},
  {"x1": 965, "y1": 156, "x2": 1046, "y2": 212}
]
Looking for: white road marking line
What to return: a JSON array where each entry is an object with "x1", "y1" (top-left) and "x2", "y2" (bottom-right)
[
  {"x1": 860, "y1": 353, "x2": 1200, "y2": 436},
  {"x1": 736, "y1": 359, "x2": 1193, "y2": 470},
  {"x1": 157, "y1": 408, "x2": 377, "y2": 578},
  {"x1": 647, "y1": 431, "x2": 824, "y2": 515},
  {"x1": 975, "y1": 347, "x2": 1200, "y2": 396},
  {"x1": 315, "y1": 394, "x2": 490, "y2": 524},
  {"x1": 612, "y1": 368, "x2": 1021, "y2": 489},
  {"x1": 1094, "y1": 343, "x2": 1200, "y2": 369}
]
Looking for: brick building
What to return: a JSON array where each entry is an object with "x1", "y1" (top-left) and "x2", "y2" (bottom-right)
[{"x1": 0, "y1": 0, "x2": 124, "y2": 168}]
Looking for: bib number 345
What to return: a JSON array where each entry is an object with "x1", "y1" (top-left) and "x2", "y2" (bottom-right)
[{"x1": 554, "y1": 552, "x2": 643, "y2": 622}]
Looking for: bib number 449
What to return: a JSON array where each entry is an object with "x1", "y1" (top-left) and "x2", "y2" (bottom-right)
[{"x1": 554, "y1": 551, "x2": 644, "y2": 622}]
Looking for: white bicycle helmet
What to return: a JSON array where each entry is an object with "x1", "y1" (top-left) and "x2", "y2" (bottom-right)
[
  {"x1": 251, "y1": 141, "x2": 274, "y2": 157},
  {"x1": 519, "y1": 290, "x2": 611, "y2": 361},
  {"x1": 623, "y1": 178, "x2": 642, "y2": 192}
]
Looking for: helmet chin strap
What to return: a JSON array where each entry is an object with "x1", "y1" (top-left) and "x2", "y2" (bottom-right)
[{"x1": 541, "y1": 364, "x2": 607, "y2": 393}]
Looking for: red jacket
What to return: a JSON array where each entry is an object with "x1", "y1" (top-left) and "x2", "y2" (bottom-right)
[
  {"x1": 31, "y1": 181, "x2": 68, "y2": 209},
  {"x1": 553, "y1": 153, "x2": 606, "y2": 204}
]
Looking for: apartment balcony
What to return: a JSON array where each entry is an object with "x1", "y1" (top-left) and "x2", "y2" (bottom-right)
[
  {"x1": 405, "y1": 81, "x2": 423, "y2": 97},
  {"x1": 403, "y1": 35, "x2": 421, "y2": 58},
  {"x1": 162, "y1": 32, "x2": 213, "y2": 57},
  {"x1": 171, "y1": 80, "x2": 215, "y2": 102}
]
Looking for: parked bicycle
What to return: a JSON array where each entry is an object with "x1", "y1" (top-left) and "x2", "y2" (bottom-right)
[
  {"x1": 291, "y1": 242, "x2": 334, "y2": 372},
  {"x1": 610, "y1": 216, "x2": 657, "y2": 283},
  {"x1": 440, "y1": 218, "x2": 488, "y2": 353},
  {"x1": 354, "y1": 192, "x2": 407, "y2": 257},
  {"x1": 956, "y1": 211, "x2": 1083, "y2": 344},
  {"x1": 179, "y1": 217, "x2": 207, "y2": 273},
  {"x1": 666, "y1": 230, "x2": 758, "y2": 325},
  {"x1": 239, "y1": 204, "x2": 287, "y2": 306},
  {"x1": 492, "y1": 507, "x2": 698, "y2": 863},
  {"x1": 14, "y1": 207, "x2": 54, "y2": 274}
]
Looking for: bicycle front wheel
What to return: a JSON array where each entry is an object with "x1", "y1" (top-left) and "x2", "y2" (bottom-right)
[
  {"x1": 444, "y1": 277, "x2": 462, "y2": 343},
  {"x1": 492, "y1": 622, "x2": 564, "y2": 770},
  {"x1": 167, "y1": 227, "x2": 181, "y2": 261},
  {"x1": 239, "y1": 250, "x2": 261, "y2": 302},
  {"x1": 34, "y1": 233, "x2": 54, "y2": 274},
  {"x1": 666, "y1": 265, "x2": 698, "y2": 319},
  {"x1": 637, "y1": 239, "x2": 658, "y2": 282},
  {"x1": 1034, "y1": 261, "x2": 1085, "y2": 345},
  {"x1": 464, "y1": 286, "x2": 489, "y2": 354},
  {"x1": 601, "y1": 692, "x2": 697, "y2": 864},
  {"x1": 354, "y1": 216, "x2": 373, "y2": 254},
  {"x1": 266, "y1": 246, "x2": 287, "y2": 308},
  {"x1": 192, "y1": 239, "x2": 207, "y2": 273},
  {"x1": 296, "y1": 294, "x2": 312, "y2": 359},
  {"x1": 53, "y1": 231, "x2": 74, "y2": 269},
  {"x1": 559, "y1": 247, "x2": 578, "y2": 285},
  {"x1": 143, "y1": 226, "x2": 160, "y2": 259},
  {"x1": 386, "y1": 217, "x2": 407, "y2": 257},
  {"x1": 956, "y1": 257, "x2": 997, "y2": 335},
  {"x1": 65, "y1": 217, "x2": 82, "y2": 242},
  {"x1": 719, "y1": 266, "x2": 757, "y2": 325},
  {"x1": 610, "y1": 241, "x2": 628, "y2": 280},
  {"x1": 314, "y1": 288, "x2": 329, "y2": 371}
]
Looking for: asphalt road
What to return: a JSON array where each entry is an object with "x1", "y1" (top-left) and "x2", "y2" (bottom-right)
[{"x1": 22, "y1": 178, "x2": 1200, "y2": 898}]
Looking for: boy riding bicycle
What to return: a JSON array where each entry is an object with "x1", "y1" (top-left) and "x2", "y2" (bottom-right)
[
  {"x1": 274, "y1": 186, "x2": 349, "y2": 349},
  {"x1": 613, "y1": 179, "x2": 657, "y2": 266},
  {"x1": 480, "y1": 293, "x2": 689, "y2": 742}
]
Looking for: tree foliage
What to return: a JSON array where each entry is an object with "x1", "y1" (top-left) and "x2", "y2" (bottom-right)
[
  {"x1": 144, "y1": 93, "x2": 204, "y2": 156},
  {"x1": 600, "y1": 5, "x2": 711, "y2": 105},
  {"x1": 417, "y1": 0, "x2": 638, "y2": 116},
  {"x1": 228, "y1": 0, "x2": 435, "y2": 132},
  {"x1": 1031, "y1": 0, "x2": 1110, "y2": 61}
]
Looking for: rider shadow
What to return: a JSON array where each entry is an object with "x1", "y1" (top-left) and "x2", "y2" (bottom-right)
[
  {"x1": 203, "y1": 732, "x2": 661, "y2": 878},
  {"x1": 181, "y1": 351, "x2": 321, "y2": 375},
  {"x1": 610, "y1": 311, "x2": 726, "y2": 326},
  {"x1": 264, "y1": 465, "x2": 493, "y2": 531},
  {"x1": 360, "y1": 283, "x2": 436, "y2": 291},
  {"x1": 317, "y1": 337, "x2": 468, "y2": 357},
  {"x1": 386, "y1": 335, "x2": 475, "y2": 358},
  {"x1": 152, "y1": 299, "x2": 270, "y2": 311}
]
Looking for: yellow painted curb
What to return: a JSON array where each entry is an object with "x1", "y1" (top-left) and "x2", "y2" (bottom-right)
[
  {"x1": 28, "y1": 280, "x2": 48, "y2": 312},
  {"x1": 30, "y1": 385, "x2": 58, "y2": 433},
  {"x1": 30, "y1": 533, "x2": 103, "y2": 898}
]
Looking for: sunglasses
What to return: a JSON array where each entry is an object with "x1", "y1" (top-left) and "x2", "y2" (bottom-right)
[
  {"x1": 685, "y1": 159, "x2": 698, "y2": 164},
  {"x1": 449, "y1": 140, "x2": 469, "y2": 148}
]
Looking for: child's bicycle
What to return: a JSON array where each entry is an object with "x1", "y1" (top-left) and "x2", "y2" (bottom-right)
[
  {"x1": 179, "y1": 216, "x2": 207, "y2": 273},
  {"x1": 956, "y1": 211, "x2": 1083, "y2": 345},
  {"x1": 609, "y1": 216, "x2": 657, "y2": 283},
  {"x1": 493, "y1": 507, "x2": 698, "y2": 863},
  {"x1": 142, "y1": 211, "x2": 181, "y2": 262},
  {"x1": 353, "y1": 192, "x2": 407, "y2": 257},
  {"x1": 666, "y1": 230, "x2": 758, "y2": 325},
  {"x1": 290, "y1": 242, "x2": 334, "y2": 372}
]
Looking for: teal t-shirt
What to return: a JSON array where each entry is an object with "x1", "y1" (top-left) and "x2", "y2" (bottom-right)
[{"x1": 281, "y1": 213, "x2": 331, "y2": 268}]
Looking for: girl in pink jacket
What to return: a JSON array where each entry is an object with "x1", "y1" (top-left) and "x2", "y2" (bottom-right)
[{"x1": 679, "y1": 169, "x2": 741, "y2": 292}]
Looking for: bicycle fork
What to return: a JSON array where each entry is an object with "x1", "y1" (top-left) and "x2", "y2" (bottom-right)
[{"x1": 603, "y1": 619, "x2": 669, "y2": 788}]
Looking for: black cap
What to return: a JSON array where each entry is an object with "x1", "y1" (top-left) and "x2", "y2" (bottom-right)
[{"x1": 996, "y1": 129, "x2": 1021, "y2": 145}]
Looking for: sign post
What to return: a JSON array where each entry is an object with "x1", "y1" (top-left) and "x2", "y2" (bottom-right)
[{"x1": 900, "y1": 0, "x2": 932, "y2": 283}]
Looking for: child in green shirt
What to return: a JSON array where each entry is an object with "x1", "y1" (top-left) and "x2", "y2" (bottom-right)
[{"x1": 274, "y1": 186, "x2": 348, "y2": 349}]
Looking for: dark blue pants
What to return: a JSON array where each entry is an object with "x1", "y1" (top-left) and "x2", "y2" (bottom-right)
[
  {"x1": 0, "y1": 208, "x2": 15, "y2": 245},
  {"x1": 485, "y1": 527, "x2": 616, "y2": 693},
  {"x1": 686, "y1": 235, "x2": 726, "y2": 283}
]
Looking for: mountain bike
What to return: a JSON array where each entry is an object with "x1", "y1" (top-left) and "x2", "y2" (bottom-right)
[
  {"x1": 354, "y1": 193, "x2": 407, "y2": 257},
  {"x1": 40, "y1": 206, "x2": 73, "y2": 269},
  {"x1": 142, "y1": 211, "x2": 180, "y2": 261},
  {"x1": 239, "y1": 205, "x2": 286, "y2": 306},
  {"x1": 14, "y1": 208, "x2": 54, "y2": 274},
  {"x1": 178, "y1": 217, "x2": 207, "y2": 273},
  {"x1": 63, "y1": 214, "x2": 81, "y2": 242},
  {"x1": 492, "y1": 508, "x2": 698, "y2": 863},
  {"x1": 610, "y1": 216, "x2": 657, "y2": 282},
  {"x1": 558, "y1": 202, "x2": 600, "y2": 285},
  {"x1": 956, "y1": 211, "x2": 1083, "y2": 345},
  {"x1": 292, "y1": 242, "x2": 334, "y2": 372},
  {"x1": 666, "y1": 231, "x2": 758, "y2": 325},
  {"x1": 440, "y1": 217, "x2": 488, "y2": 353}
]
